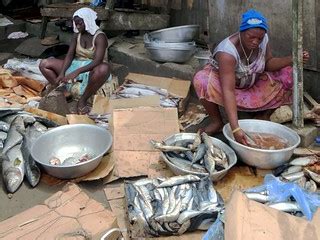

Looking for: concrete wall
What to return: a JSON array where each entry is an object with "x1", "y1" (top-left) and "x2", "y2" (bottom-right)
[{"x1": 165, "y1": 0, "x2": 320, "y2": 101}]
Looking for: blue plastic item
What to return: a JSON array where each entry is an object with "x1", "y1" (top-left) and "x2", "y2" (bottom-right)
[
  {"x1": 90, "y1": 0, "x2": 105, "y2": 7},
  {"x1": 202, "y1": 215, "x2": 224, "y2": 240},
  {"x1": 315, "y1": 136, "x2": 320, "y2": 146},
  {"x1": 246, "y1": 174, "x2": 320, "y2": 221}
]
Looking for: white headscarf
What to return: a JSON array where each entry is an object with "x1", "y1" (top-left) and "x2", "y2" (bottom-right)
[{"x1": 73, "y1": 7, "x2": 99, "y2": 35}]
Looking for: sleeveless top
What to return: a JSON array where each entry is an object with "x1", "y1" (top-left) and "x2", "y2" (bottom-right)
[
  {"x1": 210, "y1": 33, "x2": 269, "y2": 89},
  {"x1": 75, "y1": 30, "x2": 108, "y2": 62}
]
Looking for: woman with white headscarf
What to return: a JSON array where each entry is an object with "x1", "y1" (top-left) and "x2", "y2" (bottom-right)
[{"x1": 39, "y1": 7, "x2": 109, "y2": 114}]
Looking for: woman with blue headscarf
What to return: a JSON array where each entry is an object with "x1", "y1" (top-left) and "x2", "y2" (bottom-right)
[
  {"x1": 39, "y1": 7, "x2": 110, "y2": 114},
  {"x1": 193, "y1": 9, "x2": 309, "y2": 145}
]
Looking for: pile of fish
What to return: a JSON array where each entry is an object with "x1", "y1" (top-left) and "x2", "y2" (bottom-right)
[
  {"x1": 88, "y1": 113, "x2": 111, "y2": 129},
  {"x1": 124, "y1": 175, "x2": 224, "y2": 237},
  {"x1": 151, "y1": 132, "x2": 229, "y2": 177},
  {"x1": 49, "y1": 153, "x2": 93, "y2": 166},
  {"x1": 0, "y1": 108, "x2": 59, "y2": 193},
  {"x1": 111, "y1": 81, "x2": 180, "y2": 108},
  {"x1": 273, "y1": 155, "x2": 320, "y2": 192}
]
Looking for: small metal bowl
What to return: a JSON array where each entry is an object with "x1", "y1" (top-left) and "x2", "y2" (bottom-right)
[
  {"x1": 160, "y1": 133, "x2": 237, "y2": 182},
  {"x1": 223, "y1": 119, "x2": 301, "y2": 169},
  {"x1": 31, "y1": 124, "x2": 113, "y2": 179},
  {"x1": 148, "y1": 25, "x2": 200, "y2": 42}
]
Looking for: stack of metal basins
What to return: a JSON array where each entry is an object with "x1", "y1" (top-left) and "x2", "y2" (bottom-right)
[{"x1": 144, "y1": 25, "x2": 199, "y2": 63}]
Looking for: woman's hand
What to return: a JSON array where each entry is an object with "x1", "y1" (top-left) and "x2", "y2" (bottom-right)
[
  {"x1": 303, "y1": 50, "x2": 310, "y2": 64},
  {"x1": 233, "y1": 129, "x2": 249, "y2": 146},
  {"x1": 55, "y1": 74, "x2": 65, "y2": 84},
  {"x1": 63, "y1": 70, "x2": 79, "y2": 83}
]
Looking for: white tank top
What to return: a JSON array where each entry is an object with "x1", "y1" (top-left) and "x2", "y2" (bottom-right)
[{"x1": 210, "y1": 33, "x2": 269, "y2": 89}]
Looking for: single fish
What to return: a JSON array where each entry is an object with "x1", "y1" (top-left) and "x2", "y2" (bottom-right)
[
  {"x1": 0, "y1": 131, "x2": 7, "y2": 141},
  {"x1": 191, "y1": 131, "x2": 202, "y2": 150},
  {"x1": 305, "y1": 169, "x2": 320, "y2": 185},
  {"x1": 177, "y1": 219, "x2": 191, "y2": 235},
  {"x1": 267, "y1": 202, "x2": 301, "y2": 213},
  {"x1": 19, "y1": 127, "x2": 41, "y2": 187},
  {"x1": 289, "y1": 156, "x2": 319, "y2": 166},
  {"x1": 281, "y1": 171, "x2": 305, "y2": 182},
  {"x1": 150, "y1": 140, "x2": 190, "y2": 152},
  {"x1": 280, "y1": 165, "x2": 303, "y2": 177},
  {"x1": 2, "y1": 144, "x2": 25, "y2": 193},
  {"x1": 204, "y1": 150, "x2": 216, "y2": 174},
  {"x1": 157, "y1": 175, "x2": 201, "y2": 188},
  {"x1": 2, "y1": 116, "x2": 24, "y2": 154},
  {"x1": 118, "y1": 87, "x2": 158, "y2": 96},
  {"x1": 192, "y1": 143, "x2": 206, "y2": 164},
  {"x1": 177, "y1": 210, "x2": 202, "y2": 224},
  {"x1": 244, "y1": 192, "x2": 271, "y2": 203},
  {"x1": 0, "y1": 121, "x2": 10, "y2": 132},
  {"x1": 123, "y1": 82, "x2": 168, "y2": 96},
  {"x1": 304, "y1": 180, "x2": 317, "y2": 192}
]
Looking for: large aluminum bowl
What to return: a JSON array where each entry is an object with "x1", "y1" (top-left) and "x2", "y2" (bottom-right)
[
  {"x1": 148, "y1": 25, "x2": 200, "y2": 42},
  {"x1": 31, "y1": 124, "x2": 113, "y2": 179},
  {"x1": 145, "y1": 42, "x2": 196, "y2": 63},
  {"x1": 222, "y1": 119, "x2": 300, "y2": 169},
  {"x1": 161, "y1": 133, "x2": 237, "y2": 182}
]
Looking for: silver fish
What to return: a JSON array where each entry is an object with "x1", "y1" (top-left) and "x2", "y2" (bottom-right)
[
  {"x1": 157, "y1": 175, "x2": 201, "y2": 188},
  {"x1": 177, "y1": 210, "x2": 202, "y2": 224},
  {"x1": 2, "y1": 144, "x2": 25, "y2": 193},
  {"x1": 305, "y1": 180, "x2": 317, "y2": 192},
  {"x1": 281, "y1": 165, "x2": 303, "y2": 176},
  {"x1": 281, "y1": 171, "x2": 305, "y2": 182},
  {"x1": 191, "y1": 131, "x2": 202, "y2": 150},
  {"x1": 0, "y1": 121, "x2": 10, "y2": 132},
  {"x1": 244, "y1": 192, "x2": 271, "y2": 203},
  {"x1": 177, "y1": 219, "x2": 191, "y2": 235},
  {"x1": 123, "y1": 83, "x2": 168, "y2": 96},
  {"x1": 192, "y1": 143, "x2": 206, "y2": 164},
  {"x1": 118, "y1": 87, "x2": 158, "y2": 96},
  {"x1": 305, "y1": 169, "x2": 320, "y2": 185},
  {"x1": 204, "y1": 150, "x2": 216, "y2": 174},
  {"x1": 0, "y1": 131, "x2": 7, "y2": 141},
  {"x1": 20, "y1": 127, "x2": 41, "y2": 187},
  {"x1": 150, "y1": 140, "x2": 190, "y2": 152},
  {"x1": 267, "y1": 202, "x2": 301, "y2": 213},
  {"x1": 2, "y1": 116, "x2": 24, "y2": 154},
  {"x1": 289, "y1": 156, "x2": 319, "y2": 166}
]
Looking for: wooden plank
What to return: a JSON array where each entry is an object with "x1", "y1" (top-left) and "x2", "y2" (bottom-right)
[{"x1": 292, "y1": 0, "x2": 304, "y2": 128}]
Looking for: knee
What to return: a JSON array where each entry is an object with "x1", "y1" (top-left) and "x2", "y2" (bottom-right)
[
  {"x1": 39, "y1": 59, "x2": 50, "y2": 71},
  {"x1": 94, "y1": 63, "x2": 110, "y2": 77}
]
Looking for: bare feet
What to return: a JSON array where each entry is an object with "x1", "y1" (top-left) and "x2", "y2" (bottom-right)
[
  {"x1": 200, "y1": 121, "x2": 224, "y2": 136},
  {"x1": 77, "y1": 100, "x2": 91, "y2": 115}
]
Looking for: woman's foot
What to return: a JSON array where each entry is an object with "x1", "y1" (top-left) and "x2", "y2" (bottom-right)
[
  {"x1": 77, "y1": 101, "x2": 91, "y2": 115},
  {"x1": 199, "y1": 121, "x2": 224, "y2": 136}
]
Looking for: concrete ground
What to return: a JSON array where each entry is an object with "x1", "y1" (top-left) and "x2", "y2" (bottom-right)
[{"x1": 0, "y1": 19, "x2": 319, "y2": 224}]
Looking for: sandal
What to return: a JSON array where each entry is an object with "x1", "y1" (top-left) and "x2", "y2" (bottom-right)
[{"x1": 77, "y1": 105, "x2": 91, "y2": 115}]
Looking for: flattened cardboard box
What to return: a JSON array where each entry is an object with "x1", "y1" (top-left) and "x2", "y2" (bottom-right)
[
  {"x1": 125, "y1": 73, "x2": 191, "y2": 113},
  {"x1": 111, "y1": 107, "x2": 179, "y2": 179},
  {"x1": 225, "y1": 191, "x2": 320, "y2": 240}
]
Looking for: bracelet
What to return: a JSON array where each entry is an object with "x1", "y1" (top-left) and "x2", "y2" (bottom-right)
[{"x1": 232, "y1": 127, "x2": 241, "y2": 134}]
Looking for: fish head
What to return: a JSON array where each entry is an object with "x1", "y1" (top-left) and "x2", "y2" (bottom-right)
[{"x1": 4, "y1": 169, "x2": 23, "y2": 193}]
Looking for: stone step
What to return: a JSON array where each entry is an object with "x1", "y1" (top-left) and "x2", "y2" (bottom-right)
[{"x1": 0, "y1": 16, "x2": 26, "y2": 40}]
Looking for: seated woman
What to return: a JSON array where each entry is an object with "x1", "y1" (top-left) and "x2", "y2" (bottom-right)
[
  {"x1": 193, "y1": 9, "x2": 309, "y2": 145},
  {"x1": 39, "y1": 7, "x2": 110, "y2": 114}
]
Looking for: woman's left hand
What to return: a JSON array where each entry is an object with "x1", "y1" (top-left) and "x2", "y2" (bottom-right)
[
  {"x1": 303, "y1": 50, "x2": 310, "y2": 64},
  {"x1": 64, "y1": 71, "x2": 79, "y2": 83}
]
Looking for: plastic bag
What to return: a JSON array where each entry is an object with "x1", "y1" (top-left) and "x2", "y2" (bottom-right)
[
  {"x1": 202, "y1": 210, "x2": 224, "y2": 240},
  {"x1": 90, "y1": 0, "x2": 105, "y2": 7},
  {"x1": 245, "y1": 174, "x2": 320, "y2": 220}
]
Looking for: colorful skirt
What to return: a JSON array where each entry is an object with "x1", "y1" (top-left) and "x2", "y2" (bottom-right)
[{"x1": 193, "y1": 64, "x2": 293, "y2": 112}]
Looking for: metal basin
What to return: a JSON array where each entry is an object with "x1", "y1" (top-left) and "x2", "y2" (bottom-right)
[
  {"x1": 145, "y1": 42, "x2": 196, "y2": 63},
  {"x1": 31, "y1": 124, "x2": 113, "y2": 179},
  {"x1": 222, "y1": 119, "x2": 300, "y2": 169},
  {"x1": 148, "y1": 25, "x2": 200, "y2": 42},
  {"x1": 161, "y1": 133, "x2": 237, "y2": 182},
  {"x1": 195, "y1": 50, "x2": 211, "y2": 67}
]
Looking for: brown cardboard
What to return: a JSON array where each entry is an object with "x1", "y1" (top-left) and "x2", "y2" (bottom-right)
[
  {"x1": 225, "y1": 191, "x2": 320, "y2": 240},
  {"x1": 0, "y1": 183, "x2": 119, "y2": 240},
  {"x1": 125, "y1": 73, "x2": 191, "y2": 98},
  {"x1": 110, "y1": 107, "x2": 179, "y2": 179},
  {"x1": 90, "y1": 94, "x2": 160, "y2": 115},
  {"x1": 24, "y1": 107, "x2": 68, "y2": 125},
  {"x1": 66, "y1": 114, "x2": 95, "y2": 125},
  {"x1": 214, "y1": 166, "x2": 264, "y2": 201}
]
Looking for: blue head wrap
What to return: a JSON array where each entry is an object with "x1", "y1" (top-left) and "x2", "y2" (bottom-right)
[{"x1": 239, "y1": 9, "x2": 268, "y2": 32}]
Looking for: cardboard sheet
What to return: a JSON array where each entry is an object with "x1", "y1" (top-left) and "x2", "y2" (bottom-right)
[
  {"x1": 225, "y1": 191, "x2": 320, "y2": 240},
  {"x1": 66, "y1": 114, "x2": 95, "y2": 125},
  {"x1": 214, "y1": 166, "x2": 264, "y2": 201},
  {"x1": 24, "y1": 107, "x2": 68, "y2": 125},
  {"x1": 0, "y1": 183, "x2": 119, "y2": 240},
  {"x1": 110, "y1": 107, "x2": 179, "y2": 179},
  {"x1": 90, "y1": 94, "x2": 160, "y2": 115},
  {"x1": 125, "y1": 73, "x2": 191, "y2": 98}
]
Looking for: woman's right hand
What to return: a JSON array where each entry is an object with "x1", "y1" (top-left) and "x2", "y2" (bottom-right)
[
  {"x1": 55, "y1": 74, "x2": 65, "y2": 84},
  {"x1": 233, "y1": 129, "x2": 249, "y2": 146}
]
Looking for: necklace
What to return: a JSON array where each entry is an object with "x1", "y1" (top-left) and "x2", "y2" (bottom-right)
[{"x1": 239, "y1": 33, "x2": 253, "y2": 65}]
